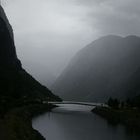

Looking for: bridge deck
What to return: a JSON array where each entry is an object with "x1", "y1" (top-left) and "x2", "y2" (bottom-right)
[{"x1": 48, "y1": 101, "x2": 106, "y2": 107}]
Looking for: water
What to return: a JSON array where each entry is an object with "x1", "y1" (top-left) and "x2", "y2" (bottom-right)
[{"x1": 32, "y1": 104, "x2": 140, "y2": 140}]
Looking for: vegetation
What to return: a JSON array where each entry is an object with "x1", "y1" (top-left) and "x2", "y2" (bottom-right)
[
  {"x1": 92, "y1": 106, "x2": 140, "y2": 129},
  {"x1": 92, "y1": 97, "x2": 140, "y2": 130},
  {"x1": 0, "y1": 68, "x2": 61, "y2": 140},
  {"x1": 107, "y1": 98, "x2": 120, "y2": 109},
  {"x1": 107, "y1": 97, "x2": 140, "y2": 109},
  {"x1": 0, "y1": 103, "x2": 56, "y2": 140},
  {"x1": 126, "y1": 96, "x2": 140, "y2": 108}
]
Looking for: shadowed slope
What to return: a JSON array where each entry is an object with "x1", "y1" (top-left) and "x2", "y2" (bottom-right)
[
  {"x1": 0, "y1": 5, "x2": 61, "y2": 115},
  {"x1": 53, "y1": 35, "x2": 140, "y2": 102}
]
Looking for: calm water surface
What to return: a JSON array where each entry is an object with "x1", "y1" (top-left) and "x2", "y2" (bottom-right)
[{"x1": 32, "y1": 104, "x2": 140, "y2": 140}]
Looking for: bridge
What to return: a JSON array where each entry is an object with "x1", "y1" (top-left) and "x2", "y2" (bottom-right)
[{"x1": 48, "y1": 101, "x2": 107, "y2": 107}]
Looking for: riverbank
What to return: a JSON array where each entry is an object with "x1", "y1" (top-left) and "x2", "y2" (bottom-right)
[
  {"x1": 92, "y1": 107, "x2": 140, "y2": 130},
  {"x1": 0, "y1": 103, "x2": 56, "y2": 140}
]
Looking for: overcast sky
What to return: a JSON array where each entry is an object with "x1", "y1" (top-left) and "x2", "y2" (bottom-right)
[{"x1": 2, "y1": 0, "x2": 140, "y2": 87}]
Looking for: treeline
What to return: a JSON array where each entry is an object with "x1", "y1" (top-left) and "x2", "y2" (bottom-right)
[{"x1": 107, "y1": 96, "x2": 140, "y2": 109}]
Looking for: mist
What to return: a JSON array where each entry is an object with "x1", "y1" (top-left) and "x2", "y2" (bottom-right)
[{"x1": 2, "y1": 0, "x2": 140, "y2": 87}]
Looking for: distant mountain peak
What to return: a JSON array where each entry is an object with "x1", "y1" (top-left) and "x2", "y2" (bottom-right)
[
  {"x1": 99, "y1": 35, "x2": 123, "y2": 40},
  {"x1": 0, "y1": 5, "x2": 14, "y2": 39},
  {"x1": 86, "y1": 35, "x2": 122, "y2": 49},
  {"x1": 124, "y1": 35, "x2": 140, "y2": 40},
  {"x1": 53, "y1": 35, "x2": 140, "y2": 102},
  {"x1": 96, "y1": 35, "x2": 140, "y2": 42}
]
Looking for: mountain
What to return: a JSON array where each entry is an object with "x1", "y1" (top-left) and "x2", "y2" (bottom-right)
[
  {"x1": 53, "y1": 35, "x2": 140, "y2": 102},
  {"x1": 0, "y1": 5, "x2": 61, "y2": 112}
]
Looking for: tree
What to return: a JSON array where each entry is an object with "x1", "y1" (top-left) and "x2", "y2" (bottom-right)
[
  {"x1": 107, "y1": 97, "x2": 114, "y2": 107},
  {"x1": 107, "y1": 97, "x2": 120, "y2": 109}
]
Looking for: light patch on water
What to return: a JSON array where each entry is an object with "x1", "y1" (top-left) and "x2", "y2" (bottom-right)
[{"x1": 53, "y1": 104, "x2": 95, "y2": 112}]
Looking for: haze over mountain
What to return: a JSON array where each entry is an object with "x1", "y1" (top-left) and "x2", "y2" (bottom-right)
[
  {"x1": 3, "y1": 0, "x2": 140, "y2": 87},
  {"x1": 53, "y1": 35, "x2": 140, "y2": 102}
]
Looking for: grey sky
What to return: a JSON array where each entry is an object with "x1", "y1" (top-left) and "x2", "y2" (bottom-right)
[{"x1": 2, "y1": 0, "x2": 140, "y2": 87}]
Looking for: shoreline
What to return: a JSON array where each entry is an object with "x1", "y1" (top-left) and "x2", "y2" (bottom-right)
[
  {"x1": 92, "y1": 107, "x2": 140, "y2": 130},
  {"x1": 0, "y1": 103, "x2": 56, "y2": 140}
]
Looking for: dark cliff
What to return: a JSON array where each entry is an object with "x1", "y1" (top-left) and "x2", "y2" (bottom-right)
[{"x1": 0, "y1": 5, "x2": 61, "y2": 111}]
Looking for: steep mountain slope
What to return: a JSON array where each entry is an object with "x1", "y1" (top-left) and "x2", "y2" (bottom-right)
[
  {"x1": 0, "y1": 5, "x2": 61, "y2": 112},
  {"x1": 53, "y1": 35, "x2": 140, "y2": 102}
]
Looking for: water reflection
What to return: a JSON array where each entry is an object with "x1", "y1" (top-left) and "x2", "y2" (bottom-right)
[{"x1": 32, "y1": 104, "x2": 140, "y2": 140}]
